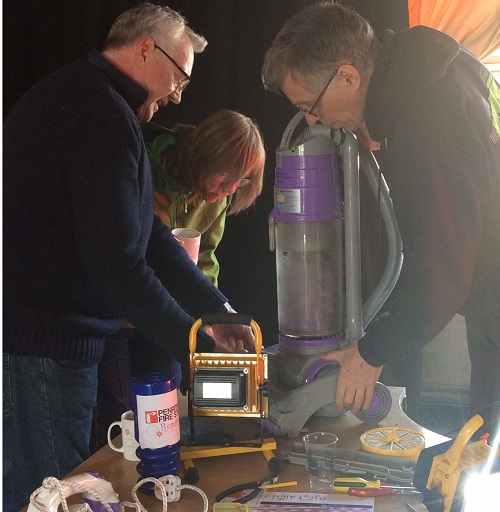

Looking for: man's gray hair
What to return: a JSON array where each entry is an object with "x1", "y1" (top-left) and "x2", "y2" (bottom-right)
[
  {"x1": 262, "y1": 1, "x2": 377, "y2": 93},
  {"x1": 104, "y1": 2, "x2": 207, "y2": 54}
]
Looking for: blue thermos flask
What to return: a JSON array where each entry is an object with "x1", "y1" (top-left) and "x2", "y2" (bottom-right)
[{"x1": 132, "y1": 372, "x2": 180, "y2": 495}]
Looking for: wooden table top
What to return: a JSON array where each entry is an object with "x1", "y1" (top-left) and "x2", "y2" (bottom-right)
[{"x1": 55, "y1": 387, "x2": 448, "y2": 512}]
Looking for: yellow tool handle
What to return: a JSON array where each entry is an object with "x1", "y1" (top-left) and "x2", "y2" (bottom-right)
[
  {"x1": 213, "y1": 504, "x2": 251, "y2": 512},
  {"x1": 262, "y1": 481, "x2": 298, "y2": 490},
  {"x1": 334, "y1": 477, "x2": 380, "y2": 492},
  {"x1": 446, "y1": 414, "x2": 483, "y2": 471}
]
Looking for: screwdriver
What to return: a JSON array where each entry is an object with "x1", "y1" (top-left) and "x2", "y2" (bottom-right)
[
  {"x1": 348, "y1": 488, "x2": 421, "y2": 497},
  {"x1": 333, "y1": 477, "x2": 416, "y2": 493}
]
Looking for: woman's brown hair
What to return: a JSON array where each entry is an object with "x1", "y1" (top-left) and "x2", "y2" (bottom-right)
[{"x1": 163, "y1": 110, "x2": 265, "y2": 214}]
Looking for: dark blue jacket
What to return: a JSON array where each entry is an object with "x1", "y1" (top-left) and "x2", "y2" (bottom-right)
[
  {"x1": 3, "y1": 51, "x2": 225, "y2": 364},
  {"x1": 359, "y1": 27, "x2": 500, "y2": 366}
]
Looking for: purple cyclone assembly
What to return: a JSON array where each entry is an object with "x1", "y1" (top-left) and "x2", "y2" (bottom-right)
[{"x1": 266, "y1": 113, "x2": 403, "y2": 436}]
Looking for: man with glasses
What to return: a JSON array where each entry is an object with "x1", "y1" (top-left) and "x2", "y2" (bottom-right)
[
  {"x1": 262, "y1": 1, "x2": 500, "y2": 438},
  {"x1": 3, "y1": 3, "x2": 253, "y2": 510},
  {"x1": 153, "y1": 42, "x2": 191, "y2": 92}
]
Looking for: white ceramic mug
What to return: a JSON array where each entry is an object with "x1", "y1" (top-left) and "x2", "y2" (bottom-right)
[
  {"x1": 107, "y1": 410, "x2": 140, "y2": 461},
  {"x1": 172, "y1": 228, "x2": 201, "y2": 265}
]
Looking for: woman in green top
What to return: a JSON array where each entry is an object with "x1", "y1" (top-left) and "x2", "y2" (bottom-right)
[
  {"x1": 91, "y1": 110, "x2": 265, "y2": 452},
  {"x1": 144, "y1": 109, "x2": 265, "y2": 285}
]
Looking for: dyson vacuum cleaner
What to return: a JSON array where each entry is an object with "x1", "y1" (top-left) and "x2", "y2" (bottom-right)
[{"x1": 265, "y1": 112, "x2": 403, "y2": 438}]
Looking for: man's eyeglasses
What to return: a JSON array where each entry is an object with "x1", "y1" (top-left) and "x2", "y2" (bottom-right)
[
  {"x1": 296, "y1": 69, "x2": 338, "y2": 117},
  {"x1": 154, "y1": 42, "x2": 190, "y2": 93}
]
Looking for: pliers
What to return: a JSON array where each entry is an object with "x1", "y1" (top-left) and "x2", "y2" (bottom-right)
[{"x1": 215, "y1": 474, "x2": 279, "y2": 503}]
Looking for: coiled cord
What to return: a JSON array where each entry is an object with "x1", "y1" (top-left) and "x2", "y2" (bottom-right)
[{"x1": 29, "y1": 475, "x2": 209, "y2": 512}]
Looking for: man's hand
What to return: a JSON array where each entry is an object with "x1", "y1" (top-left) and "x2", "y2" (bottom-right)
[
  {"x1": 321, "y1": 343, "x2": 383, "y2": 415},
  {"x1": 211, "y1": 323, "x2": 254, "y2": 353}
]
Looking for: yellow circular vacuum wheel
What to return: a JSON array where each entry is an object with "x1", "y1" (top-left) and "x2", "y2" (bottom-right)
[{"x1": 360, "y1": 426, "x2": 425, "y2": 460}]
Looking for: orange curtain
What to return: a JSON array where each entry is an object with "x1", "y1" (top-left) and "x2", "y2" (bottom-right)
[{"x1": 408, "y1": 0, "x2": 500, "y2": 60}]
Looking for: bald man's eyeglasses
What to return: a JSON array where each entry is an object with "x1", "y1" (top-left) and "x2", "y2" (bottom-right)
[
  {"x1": 154, "y1": 42, "x2": 190, "y2": 93},
  {"x1": 296, "y1": 69, "x2": 338, "y2": 117}
]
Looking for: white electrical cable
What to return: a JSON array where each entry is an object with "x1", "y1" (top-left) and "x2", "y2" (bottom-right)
[
  {"x1": 177, "y1": 484, "x2": 209, "y2": 512},
  {"x1": 120, "y1": 478, "x2": 209, "y2": 512},
  {"x1": 121, "y1": 477, "x2": 168, "y2": 512},
  {"x1": 29, "y1": 476, "x2": 116, "y2": 512},
  {"x1": 29, "y1": 475, "x2": 209, "y2": 512}
]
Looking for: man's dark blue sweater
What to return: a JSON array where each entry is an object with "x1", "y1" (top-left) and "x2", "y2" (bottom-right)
[{"x1": 3, "y1": 51, "x2": 225, "y2": 365}]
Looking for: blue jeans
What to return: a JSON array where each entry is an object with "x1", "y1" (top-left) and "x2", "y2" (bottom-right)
[{"x1": 3, "y1": 353, "x2": 98, "y2": 512}]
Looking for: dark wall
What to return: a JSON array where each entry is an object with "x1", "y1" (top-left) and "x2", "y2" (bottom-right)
[{"x1": 3, "y1": 0, "x2": 408, "y2": 344}]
